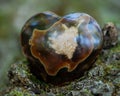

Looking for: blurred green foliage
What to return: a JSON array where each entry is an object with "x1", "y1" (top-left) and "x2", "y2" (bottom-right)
[{"x1": 0, "y1": 0, "x2": 120, "y2": 89}]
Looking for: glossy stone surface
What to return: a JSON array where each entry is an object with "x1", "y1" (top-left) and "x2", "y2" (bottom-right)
[{"x1": 21, "y1": 12, "x2": 103, "y2": 85}]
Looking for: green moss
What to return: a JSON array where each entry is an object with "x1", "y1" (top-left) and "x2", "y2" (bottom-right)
[
  {"x1": 82, "y1": 89, "x2": 93, "y2": 96},
  {"x1": 110, "y1": 44, "x2": 120, "y2": 53},
  {"x1": 104, "y1": 44, "x2": 120, "y2": 59},
  {"x1": 56, "y1": 94, "x2": 64, "y2": 96},
  {"x1": 5, "y1": 87, "x2": 36, "y2": 96}
]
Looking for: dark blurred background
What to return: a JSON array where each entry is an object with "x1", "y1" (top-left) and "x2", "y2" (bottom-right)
[{"x1": 0, "y1": 0, "x2": 120, "y2": 89}]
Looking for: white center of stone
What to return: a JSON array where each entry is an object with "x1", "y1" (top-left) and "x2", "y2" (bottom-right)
[{"x1": 49, "y1": 24, "x2": 78, "y2": 59}]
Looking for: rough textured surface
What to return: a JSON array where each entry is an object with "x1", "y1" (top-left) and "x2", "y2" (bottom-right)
[
  {"x1": 0, "y1": 23, "x2": 120, "y2": 96},
  {"x1": 102, "y1": 22, "x2": 118, "y2": 49},
  {"x1": 48, "y1": 24, "x2": 78, "y2": 60}
]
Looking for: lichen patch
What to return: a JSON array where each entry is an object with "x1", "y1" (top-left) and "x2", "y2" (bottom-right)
[{"x1": 49, "y1": 24, "x2": 78, "y2": 59}]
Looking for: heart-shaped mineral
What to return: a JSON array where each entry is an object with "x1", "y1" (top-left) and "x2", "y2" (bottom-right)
[{"x1": 21, "y1": 12, "x2": 103, "y2": 85}]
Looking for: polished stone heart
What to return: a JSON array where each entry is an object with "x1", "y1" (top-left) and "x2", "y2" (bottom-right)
[{"x1": 21, "y1": 12, "x2": 103, "y2": 85}]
